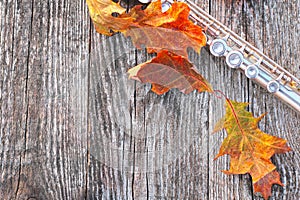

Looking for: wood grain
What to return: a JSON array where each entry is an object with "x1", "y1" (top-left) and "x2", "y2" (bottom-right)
[{"x1": 0, "y1": 0, "x2": 299, "y2": 199}]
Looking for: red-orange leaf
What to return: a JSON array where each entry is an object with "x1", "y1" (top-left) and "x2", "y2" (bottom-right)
[
  {"x1": 87, "y1": 0, "x2": 206, "y2": 56},
  {"x1": 214, "y1": 100, "x2": 291, "y2": 199},
  {"x1": 125, "y1": 27, "x2": 204, "y2": 57},
  {"x1": 124, "y1": 1, "x2": 206, "y2": 56},
  {"x1": 128, "y1": 50, "x2": 213, "y2": 95}
]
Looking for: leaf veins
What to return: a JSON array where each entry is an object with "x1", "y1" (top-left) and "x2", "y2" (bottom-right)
[
  {"x1": 214, "y1": 100, "x2": 291, "y2": 199},
  {"x1": 128, "y1": 50, "x2": 213, "y2": 95}
]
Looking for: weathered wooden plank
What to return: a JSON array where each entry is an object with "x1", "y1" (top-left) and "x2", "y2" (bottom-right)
[
  {"x1": 0, "y1": 0, "x2": 33, "y2": 198},
  {"x1": 258, "y1": 1, "x2": 300, "y2": 199},
  {"x1": 1, "y1": 0, "x2": 91, "y2": 199}
]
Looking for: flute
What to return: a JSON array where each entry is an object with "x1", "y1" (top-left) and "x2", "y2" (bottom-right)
[{"x1": 157, "y1": 0, "x2": 300, "y2": 113}]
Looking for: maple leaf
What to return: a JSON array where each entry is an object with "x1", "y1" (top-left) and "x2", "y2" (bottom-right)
[
  {"x1": 124, "y1": 1, "x2": 206, "y2": 56},
  {"x1": 125, "y1": 27, "x2": 205, "y2": 57},
  {"x1": 214, "y1": 100, "x2": 291, "y2": 199},
  {"x1": 87, "y1": 0, "x2": 206, "y2": 56},
  {"x1": 128, "y1": 50, "x2": 213, "y2": 95}
]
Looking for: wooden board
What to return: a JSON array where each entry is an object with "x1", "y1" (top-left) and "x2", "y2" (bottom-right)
[{"x1": 0, "y1": 0, "x2": 299, "y2": 199}]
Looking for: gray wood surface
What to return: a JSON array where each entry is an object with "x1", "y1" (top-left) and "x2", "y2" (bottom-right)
[{"x1": 0, "y1": 0, "x2": 299, "y2": 199}]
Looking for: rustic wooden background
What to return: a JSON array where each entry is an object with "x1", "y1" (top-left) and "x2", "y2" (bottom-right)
[{"x1": 0, "y1": 0, "x2": 299, "y2": 199}]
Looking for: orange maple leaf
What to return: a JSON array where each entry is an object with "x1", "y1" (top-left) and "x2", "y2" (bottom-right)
[
  {"x1": 124, "y1": 1, "x2": 206, "y2": 56},
  {"x1": 214, "y1": 100, "x2": 291, "y2": 199},
  {"x1": 87, "y1": 0, "x2": 206, "y2": 56},
  {"x1": 128, "y1": 50, "x2": 213, "y2": 94}
]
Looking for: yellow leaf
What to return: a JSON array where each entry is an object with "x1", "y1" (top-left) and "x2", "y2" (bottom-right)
[
  {"x1": 214, "y1": 100, "x2": 291, "y2": 199},
  {"x1": 86, "y1": 0, "x2": 133, "y2": 35}
]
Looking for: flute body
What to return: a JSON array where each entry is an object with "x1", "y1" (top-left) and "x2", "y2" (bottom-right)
[{"x1": 161, "y1": 0, "x2": 300, "y2": 113}]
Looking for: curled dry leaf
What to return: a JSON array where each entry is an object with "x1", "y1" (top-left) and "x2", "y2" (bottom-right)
[
  {"x1": 87, "y1": 0, "x2": 206, "y2": 56},
  {"x1": 214, "y1": 100, "x2": 291, "y2": 199},
  {"x1": 128, "y1": 50, "x2": 213, "y2": 95},
  {"x1": 86, "y1": 0, "x2": 133, "y2": 35}
]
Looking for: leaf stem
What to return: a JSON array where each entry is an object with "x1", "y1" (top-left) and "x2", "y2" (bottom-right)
[{"x1": 212, "y1": 89, "x2": 246, "y2": 137}]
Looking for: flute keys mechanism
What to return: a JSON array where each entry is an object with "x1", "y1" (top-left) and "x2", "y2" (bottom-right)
[
  {"x1": 267, "y1": 80, "x2": 280, "y2": 93},
  {"x1": 226, "y1": 50, "x2": 244, "y2": 68},
  {"x1": 245, "y1": 65, "x2": 259, "y2": 79},
  {"x1": 210, "y1": 39, "x2": 227, "y2": 57}
]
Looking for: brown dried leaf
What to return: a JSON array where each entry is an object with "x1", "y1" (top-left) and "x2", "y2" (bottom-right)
[
  {"x1": 128, "y1": 50, "x2": 212, "y2": 94},
  {"x1": 254, "y1": 170, "x2": 284, "y2": 200},
  {"x1": 87, "y1": 0, "x2": 206, "y2": 55}
]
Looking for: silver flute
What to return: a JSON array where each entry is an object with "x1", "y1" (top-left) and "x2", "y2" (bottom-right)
[{"x1": 159, "y1": 0, "x2": 300, "y2": 113}]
